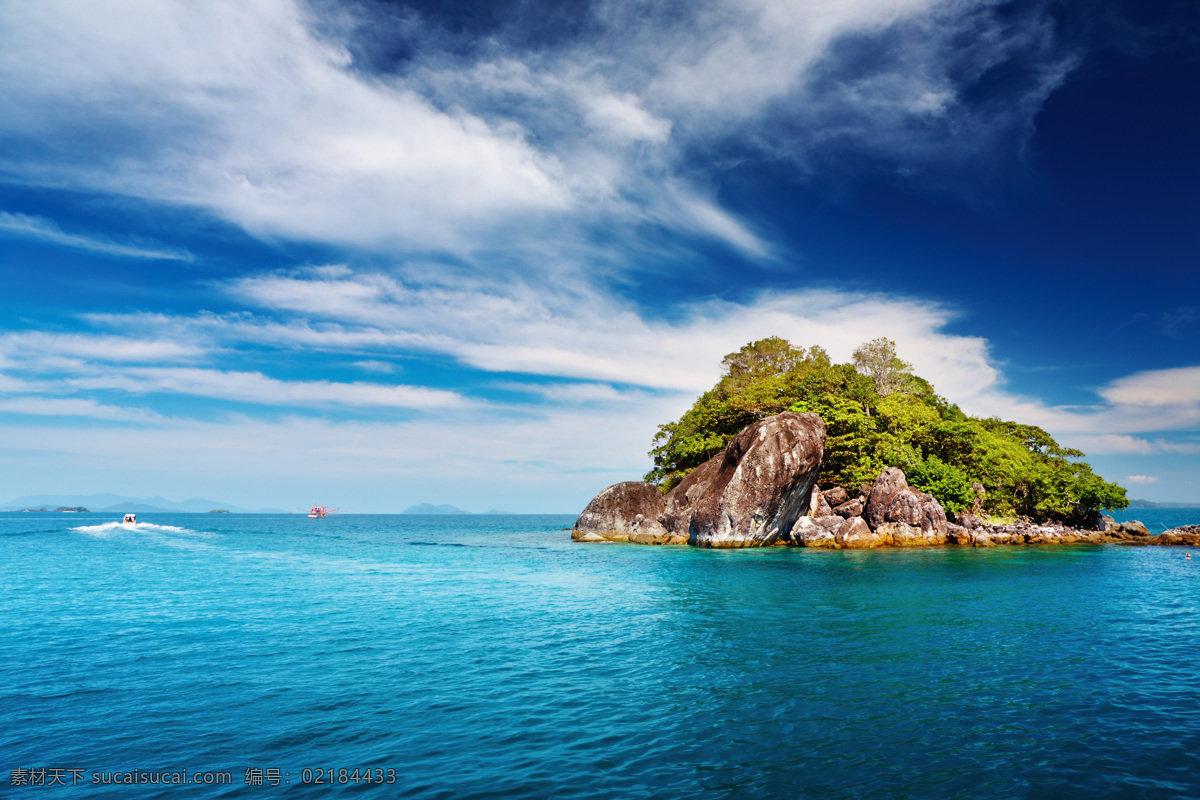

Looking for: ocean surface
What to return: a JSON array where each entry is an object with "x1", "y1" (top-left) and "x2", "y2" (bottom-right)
[{"x1": 2, "y1": 510, "x2": 1199, "y2": 799}]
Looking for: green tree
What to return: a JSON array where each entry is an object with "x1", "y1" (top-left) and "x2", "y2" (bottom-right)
[
  {"x1": 907, "y1": 455, "x2": 976, "y2": 512},
  {"x1": 789, "y1": 395, "x2": 882, "y2": 489},
  {"x1": 852, "y1": 337, "x2": 914, "y2": 397}
]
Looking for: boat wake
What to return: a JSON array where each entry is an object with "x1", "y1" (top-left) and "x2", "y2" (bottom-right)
[{"x1": 72, "y1": 521, "x2": 201, "y2": 536}]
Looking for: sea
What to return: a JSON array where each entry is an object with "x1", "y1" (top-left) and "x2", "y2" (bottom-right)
[{"x1": 2, "y1": 508, "x2": 1199, "y2": 799}]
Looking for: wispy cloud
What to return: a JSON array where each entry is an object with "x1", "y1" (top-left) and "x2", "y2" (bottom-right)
[
  {"x1": 1125, "y1": 475, "x2": 1160, "y2": 485},
  {"x1": 0, "y1": 212, "x2": 192, "y2": 261},
  {"x1": 0, "y1": 0, "x2": 1075, "y2": 260},
  {"x1": 0, "y1": 331, "x2": 204, "y2": 363},
  {"x1": 0, "y1": 397, "x2": 163, "y2": 422},
  {"x1": 68, "y1": 367, "x2": 468, "y2": 410},
  {"x1": 0, "y1": 267, "x2": 1197, "y2": 506}
]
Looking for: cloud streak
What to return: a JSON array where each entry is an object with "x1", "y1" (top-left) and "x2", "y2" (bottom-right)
[
  {"x1": 68, "y1": 266, "x2": 1200, "y2": 448},
  {"x1": 0, "y1": 212, "x2": 193, "y2": 261}
]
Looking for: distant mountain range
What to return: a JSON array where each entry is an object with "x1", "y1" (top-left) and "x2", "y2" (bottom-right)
[
  {"x1": 1128, "y1": 498, "x2": 1200, "y2": 508},
  {"x1": 0, "y1": 493, "x2": 286, "y2": 513},
  {"x1": 402, "y1": 503, "x2": 516, "y2": 515}
]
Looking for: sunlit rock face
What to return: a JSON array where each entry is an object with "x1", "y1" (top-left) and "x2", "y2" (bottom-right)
[
  {"x1": 661, "y1": 412, "x2": 826, "y2": 548},
  {"x1": 572, "y1": 481, "x2": 683, "y2": 544}
]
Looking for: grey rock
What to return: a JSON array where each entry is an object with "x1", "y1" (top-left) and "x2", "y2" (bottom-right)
[
  {"x1": 663, "y1": 411, "x2": 826, "y2": 548},
  {"x1": 833, "y1": 499, "x2": 863, "y2": 518},
  {"x1": 946, "y1": 524, "x2": 972, "y2": 545},
  {"x1": 792, "y1": 516, "x2": 836, "y2": 548},
  {"x1": 1120, "y1": 520, "x2": 1151, "y2": 537},
  {"x1": 836, "y1": 516, "x2": 884, "y2": 549},
  {"x1": 952, "y1": 511, "x2": 982, "y2": 529},
  {"x1": 822, "y1": 486, "x2": 849, "y2": 507},
  {"x1": 809, "y1": 486, "x2": 833, "y2": 517},
  {"x1": 864, "y1": 467, "x2": 948, "y2": 544},
  {"x1": 573, "y1": 481, "x2": 674, "y2": 543},
  {"x1": 814, "y1": 515, "x2": 846, "y2": 534}
]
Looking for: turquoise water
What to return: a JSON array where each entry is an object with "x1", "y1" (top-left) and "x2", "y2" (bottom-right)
[{"x1": 2, "y1": 512, "x2": 1199, "y2": 799}]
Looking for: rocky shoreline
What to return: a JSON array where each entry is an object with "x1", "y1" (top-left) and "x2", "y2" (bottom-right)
[{"x1": 573, "y1": 411, "x2": 1199, "y2": 549}]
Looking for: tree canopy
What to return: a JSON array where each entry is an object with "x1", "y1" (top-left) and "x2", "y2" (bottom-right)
[{"x1": 646, "y1": 336, "x2": 1128, "y2": 524}]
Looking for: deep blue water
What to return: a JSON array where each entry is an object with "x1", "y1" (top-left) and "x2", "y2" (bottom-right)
[
  {"x1": 2, "y1": 512, "x2": 1199, "y2": 799},
  {"x1": 1113, "y1": 507, "x2": 1200, "y2": 532}
]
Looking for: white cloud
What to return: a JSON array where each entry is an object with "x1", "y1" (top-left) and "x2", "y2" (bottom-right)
[
  {"x1": 217, "y1": 268, "x2": 1200, "y2": 452},
  {"x1": 0, "y1": 0, "x2": 1073, "y2": 258},
  {"x1": 2, "y1": 265, "x2": 1198, "y2": 505},
  {"x1": 0, "y1": 332, "x2": 205, "y2": 364},
  {"x1": 12, "y1": 264, "x2": 1200, "y2": 461},
  {"x1": 0, "y1": 212, "x2": 193, "y2": 261},
  {"x1": 1100, "y1": 366, "x2": 1200, "y2": 408},
  {"x1": 0, "y1": 397, "x2": 163, "y2": 422},
  {"x1": 217, "y1": 268, "x2": 995, "y2": 396},
  {"x1": 583, "y1": 93, "x2": 671, "y2": 143},
  {"x1": 353, "y1": 360, "x2": 398, "y2": 374},
  {"x1": 0, "y1": 394, "x2": 681, "y2": 511},
  {"x1": 0, "y1": 0, "x2": 568, "y2": 252},
  {"x1": 1068, "y1": 436, "x2": 1200, "y2": 457},
  {"x1": 1125, "y1": 475, "x2": 1160, "y2": 485},
  {"x1": 68, "y1": 367, "x2": 469, "y2": 410}
]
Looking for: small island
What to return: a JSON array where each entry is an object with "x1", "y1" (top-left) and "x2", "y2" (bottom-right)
[
  {"x1": 54, "y1": 506, "x2": 88, "y2": 513},
  {"x1": 208, "y1": 509, "x2": 230, "y2": 513},
  {"x1": 574, "y1": 337, "x2": 1199, "y2": 549}
]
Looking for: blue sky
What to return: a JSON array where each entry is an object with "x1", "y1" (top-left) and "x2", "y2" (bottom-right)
[{"x1": 0, "y1": 0, "x2": 1197, "y2": 512}]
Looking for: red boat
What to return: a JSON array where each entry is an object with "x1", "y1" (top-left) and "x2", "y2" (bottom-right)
[{"x1": 307, "y1": 505, "x2": 337, "y2": 518}]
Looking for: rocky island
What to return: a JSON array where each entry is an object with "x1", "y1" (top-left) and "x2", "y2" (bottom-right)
[
  {"x1": 573, "y1": 337, "x2": 1198, "y2": 550},
  {"x1": 574, "y1": 411, "x2": 1198, "y2": 548}
]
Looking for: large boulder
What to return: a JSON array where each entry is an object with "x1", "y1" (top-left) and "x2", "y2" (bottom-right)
[
  {"x1": 573, "y1": 481, "x2": 683, "y2": 544},
  {"x1": 835, "y1": 516, "x2": 885, "y2": 549},
  {"x1": 808, "y1": 486, "x2": 834, "y2": 517},
  {"x1": 833, "y1": 499, "x2": 863, "y2": 518},
  {"x1": 791, "y1": 516, "x2": 836, "y2": 548},
  {"x1": 864, "y1": 467, "x2": 948, "y2": 546},
  {"x1": 946, "y1": 524, "x2": 972, "y2": 545},
  {"x1": 1082, "y1": 511, "x2": 1119, "y2": 532},
  {"x1": 1120, "y1": 520, "x2": 1151, "y2": 537},
  {"x1": 822, "y1": 486, "x2": 849, "y2": 508},
  {"x1": 663, "y1": 412, "x2": 826, "y2": 548}
]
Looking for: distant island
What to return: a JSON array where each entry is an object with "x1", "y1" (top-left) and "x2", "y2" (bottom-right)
[
  {"x1": 0, "y1": 493, "x2": 286, "y2": 513},
  {"x1": 403, "y1": 503, "x2": 470, "y2": 514},
  {"x1": 1128, "y1": 499, "x2": 1200, "y2": 508},
  {"x1": 402, "y1": 504, "x2": 516, "y2": 515},
  {"x1": 11, "y1": 506, "x2": 88, "y2": 512},
  {"x1": 10, "y1": 506, "x2": 88, "y2": 513},
  {"x1": 209, "y1": 509, "x2": 230, "y2": 513}
]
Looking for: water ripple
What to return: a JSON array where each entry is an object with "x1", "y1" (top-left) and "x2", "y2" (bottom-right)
[{"x1": 2, "y1": 513, "x2": 1199, "y2": 798}]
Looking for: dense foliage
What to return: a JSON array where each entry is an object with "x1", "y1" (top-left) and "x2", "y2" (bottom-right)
[{"x1": 646, "y1": 337, "x2": 1128, "y2": 523}]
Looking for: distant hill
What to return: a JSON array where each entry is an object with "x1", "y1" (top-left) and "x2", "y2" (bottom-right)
[
  {"x1": 0, "y1": 493, "x2": 285, "y2": 513},
  {"x1": 400, "y1": 504, "x2": 523, "y2": 514},
  {"x1": 402, "y1": 503, "x2": 471, "y2": 514},
  {"x1": 1128, "y1": 498, "x2": 1200, "y2": 508}
]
